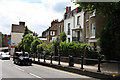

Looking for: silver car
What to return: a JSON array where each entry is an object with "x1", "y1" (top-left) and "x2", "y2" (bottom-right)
[{"x1": 0, "y1": 52, "x2": 10, "y2": 60}]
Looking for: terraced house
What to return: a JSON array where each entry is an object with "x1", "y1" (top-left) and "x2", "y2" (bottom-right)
[
  {"x1": 64, "y1": 7, "x2": 85, "y2": 43},
  {"x1": 42, "y1": 20, "x2": 64, "y2": 42},
  {"x1": 64, "y1": 7, "x2": 105, "y2": 46},
  {"x1": 84, "y1": 10, "x2": 105, "y2": 46}
]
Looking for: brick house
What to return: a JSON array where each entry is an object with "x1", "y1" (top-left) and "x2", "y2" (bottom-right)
[
  {"x1": 3, "y1": 34, "x2": 11, "y2": 47},
  {"x1": 42, "y1": 20, "x2": 64, "y2": 42},
  {"x1": 84, "y1": 10, "x2": 105, "y2": 46},
  {"x1": 42, "y1": 27, "x2": 51, "y2": 42},
  {"x1": 0, "y1": 32, "x2": 3, "y2": 47}
]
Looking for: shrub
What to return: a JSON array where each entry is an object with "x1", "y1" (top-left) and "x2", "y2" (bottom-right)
[
  {"x1": 42, "y1": 42, "x2": 54, "y2": 55},
  {"x1": 59, "y1": 41, "x2": 92, "y2": 57}
]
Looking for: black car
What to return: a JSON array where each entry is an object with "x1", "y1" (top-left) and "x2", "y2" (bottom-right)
[{"x1": 13, "y1": 52, "x2": 32, "y2": 66}]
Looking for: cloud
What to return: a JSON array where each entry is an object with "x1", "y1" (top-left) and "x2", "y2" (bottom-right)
[
  {"x1": 0, "y1": 0, "x2": 78, "y2": 36},
  {"x1": 53, "y1": 2, "x2": 68, "y2": 13}
]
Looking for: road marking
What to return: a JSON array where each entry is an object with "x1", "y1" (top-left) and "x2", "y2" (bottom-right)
[
  {"x1": 29, "y1": 73, "x2": 42, "y2": 78},
  {"x1": 15, "y1": 66, "x2": 24, "y2": 72},
  {"x1": 33, "y1": 64, "x2": 90, "y2": 78}
]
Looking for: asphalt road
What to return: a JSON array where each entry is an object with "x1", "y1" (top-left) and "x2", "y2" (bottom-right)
[{"x1": 0, "y1": 59, "x2": 98, "y2": 80}]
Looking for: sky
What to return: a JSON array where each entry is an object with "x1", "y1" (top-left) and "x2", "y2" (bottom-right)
[{"x1": 0, "y1": 0, "x2": 78, "y2": 36}]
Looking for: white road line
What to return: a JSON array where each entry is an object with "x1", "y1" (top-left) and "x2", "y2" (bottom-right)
[
  {"x1": 29, "y1": 73, "x2": 42, "y2": 78},
  {"x1": 15, "y1": 66, "x2": 24, "y2": 72}
]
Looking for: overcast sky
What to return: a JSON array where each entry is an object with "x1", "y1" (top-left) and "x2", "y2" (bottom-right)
[{"x1": 0, "y1": 0, "x2": 78, "y2": 36}]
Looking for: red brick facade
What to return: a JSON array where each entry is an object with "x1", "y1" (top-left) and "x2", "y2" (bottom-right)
[{"x1": 3, "y1": 34, "x2": 11, "y2": 47}]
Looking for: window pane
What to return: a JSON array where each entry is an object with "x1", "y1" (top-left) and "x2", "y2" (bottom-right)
[{"x1": 91, "y1": 23, "x2": 95, "y2": 37}]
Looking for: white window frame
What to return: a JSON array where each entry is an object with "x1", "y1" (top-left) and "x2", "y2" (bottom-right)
[
  {"x1": 90, "y1": 23, "x2": 95, "y2": 38},
  {"x1": 50, "y1": 31, "x2": 55, "y2": 36},
  {"x1": 77, "y1": 16, "x2": 80, "y2": 25},
  {"x1": 86, "y1": 26, "x2": 89, "y2": 38}
]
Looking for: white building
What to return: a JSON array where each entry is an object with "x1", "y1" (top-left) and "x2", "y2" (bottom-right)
[
  {"x1": 64, "y1": 7, "x2": 85, "y2": 43},
  {"x1": 11, "y1": 22, "x2": 33, "y2": 56}
]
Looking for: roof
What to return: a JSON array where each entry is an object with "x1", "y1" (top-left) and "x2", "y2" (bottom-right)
[
  {"x1": 12, "y1": 24, "x2": 25, "y2": 33},
  {"x1": 12, "y1": 23, "x2": 33, "y2": 33},
  {"x1": 49, "y1": 24, "x2": 58, "y2": 31}
]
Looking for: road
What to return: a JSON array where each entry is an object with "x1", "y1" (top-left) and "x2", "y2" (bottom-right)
[{"x1": 0, "y1": 59, "x2": 98, "y2": 80}]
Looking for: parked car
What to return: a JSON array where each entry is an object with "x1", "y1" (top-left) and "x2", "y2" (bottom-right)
[
  {"x1": 0, "y1": 52, "x2": 10, "y2": 60},
  {"x1": 13, "y1": 52, "x2": 32, "y2": 66}
]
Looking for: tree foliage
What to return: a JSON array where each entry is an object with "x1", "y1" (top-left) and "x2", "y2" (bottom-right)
[
  {"x1": 23, "y1": 26, "x2": 29, "y2": 37},
  {"x1": 42, "y1": 42, "x2": 54, "y2": 55},
  {"x1": 59, "y1": 41, "x2": 92, "y2": 57},
  {"x1": 23, "y1": 34, "x2": 33, "y2": 53},
  {"x1": 60, "y1": 32, "x2": 67, "y2": 42},
  {"x1": 75, "y1": 2, "x2": 120, "y2": 17},
  {"x1": 75, "y1": 2, "x2": 120, "y2": 60},
  {"x1": 30, "y1": 37, "x2": 42, "y2": 54},
  {"x1": 18, "y1": 41, "x2": 24, "y2": 51},
  {"x1": 37, "y1": 44, "x2": 43, "y2": 54}
]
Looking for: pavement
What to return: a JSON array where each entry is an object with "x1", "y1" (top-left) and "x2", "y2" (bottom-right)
[
  {"x1": 0, "y1": 59, "x2": 98, "y2": 80},
  {"x1": 32, "y1": 58, "x2": 120, "y2": 79}
]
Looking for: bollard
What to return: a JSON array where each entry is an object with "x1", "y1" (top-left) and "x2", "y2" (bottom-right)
[
  {"x1": 50, "y1": 54, "x2": 52, "y2": 64},
  {"x1": 38, "y1": 53, "x2": 40, "y2": 62},
  {"x1": 80, "y1": 55, "x2": 84, "y2": 69},
  {"x1": 58, "y1": 54, "x2": 61, "y2": 65},
  {"x1": 69, "y1": 55, "x2": 74, "y2": 67},
  {"x1": 97, "y1": 56, "x2": 101, "y2": 72},
  {"x1": 44, "y1": 54, "x2": 46, "y2": 63}
]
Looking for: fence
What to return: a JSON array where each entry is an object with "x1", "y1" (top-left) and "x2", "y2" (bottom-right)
[{"x1": 32, "y1": 53, "x2": 120, "y2": 73}]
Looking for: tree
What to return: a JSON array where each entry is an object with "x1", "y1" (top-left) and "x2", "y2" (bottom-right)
[
  {"x1": 23, "y1": 26, "x2": 29, "y2": 37},
  {"x1": 30, "y1": 37, "x2": 42, "y2": 56},
  {"x1": 37, "y1": 44, "x2": 43, "y2": 61},
  {"x1": 37, "y1": 44, "x2": 43, "y2": 54},
  {"x1": 75, "y1": 2, "x2": 120, "y2": 60},
  {"x1": 23, "y1": 34, "x2": 33, "y2": 53},
  {"x1": 18, "y1": 26, "x2": 29, "y2": 52},
  {"x1": 60, "y1": 32, "x2": 67, "y2": 42},
  {"x1": 18, "y1": 41, "x2": 24, "y2": 51},
  {"x1": 52, "y1": 37, "x2": 60, "y2": 59}
]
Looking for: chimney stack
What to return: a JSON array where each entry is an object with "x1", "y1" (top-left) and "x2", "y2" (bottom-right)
[
  {"x1": 66, "y1": 6, "x2": 71, "y2": 13},
  {"x1": 19, "y1": 21, "x2": 25, "y2": 26},
  {"x1": 69, "y1": 6, "x2": 71, "y2": 12}
]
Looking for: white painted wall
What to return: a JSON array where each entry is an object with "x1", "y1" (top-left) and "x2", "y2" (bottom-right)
[
  {"x1": 11, "y1": 32, "x2": 23, "y2": 56},
  {"x1": 74, "y1": 11, "x2": 85, "y2": 42},
  {"x1": 11, "y1": 32, "x2": 23, "y2": 46},
  {"x1": 64, "y1": 17, "x2": 74, "y2": 42},
  {"x1": 51, "y1": 36, "x2": 57, "y2": 42},
  {"x1": 74, "y1": 11, "x2": 84, "y2": 29}
]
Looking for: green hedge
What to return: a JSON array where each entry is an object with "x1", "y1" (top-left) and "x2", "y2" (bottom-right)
[{"x1": 59, "y1": 41, "x2": 91, "y2": 57}]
